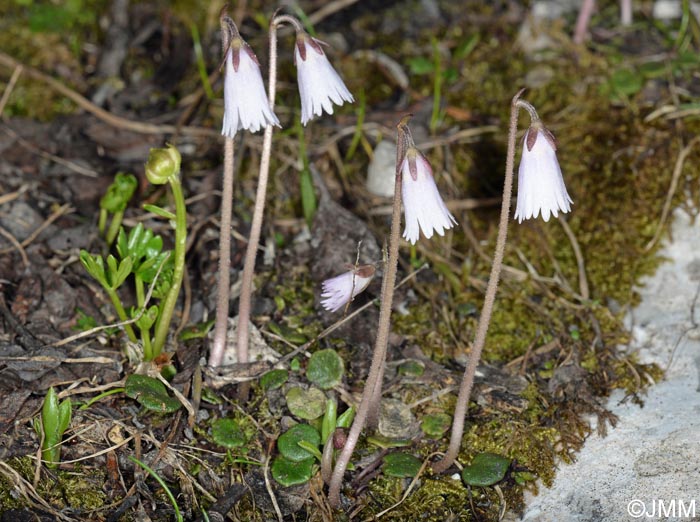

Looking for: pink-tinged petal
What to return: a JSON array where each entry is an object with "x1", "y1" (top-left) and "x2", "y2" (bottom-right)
[
  {"x1": 320, "y1": 265, "x2": 375, "y2": 312},
  {"x1": 294, "y1": 34, "x2": 354, "y2": 126},
  {"x1": 222, "y1": 41, "x2": 280, "y2": 137},
  {"x1": 400, "y1": 149, "x2": 457, "y2": 244},
  {"x1": 515, "y1": 128, "x2": 573, "y2": 223}
]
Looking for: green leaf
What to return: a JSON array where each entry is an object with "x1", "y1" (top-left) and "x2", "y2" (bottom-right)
[
  {"x1": 271, "y1": 456, "x2": 314, "y2": 487},
  {"x1": 104, "y1": 254, "x2": 132, "y2": 290},
  {"x1": 150, "y1": 257, "x2": 174, "y2": 299},
  {"x1": 143, "y1": 204, "x2": 176, "y2": 220},
  {"x1": 420, "y1": 413, "x2": 451, "y2": 438},
  {"x1": 41, "y1": 387, "x2": 60, "y2": 441},
  {"x1": 398, "y1": 360, "x2": 425, "y2": 377},
  {"x1": 125, "y1": 374, "x2": 181, "y2": 413},
  {"x1": 40, "y1": 387, "x2": 71, "y2": 468},
  {"x1": 100, "y1": 172, "x2": 138, "y2": 213},
  {"x1": 461, "y1": 453, "x2": 511, "y2": 487},
  {"x1": 178, "y1": 320, "x2": 215, "y2": 341},
  {"x1": 79, "y1": 250, "x2": 107, "y2": 287},
  {"x1": 366, "y1": 435, "x2": 412, "y2": 449},
  {"x1": 73, "y1": 308, "x2": 98, "y2": 331},
  {"x1": 136, "y1": 251, "x2": 168, "y2": 282},
  {"x1": 321, "y1": 398, "x2": 337, "y2": 444},
  {"x1": 277, "y1": 423, "x2": 321, "y2": 462},
  {"x1": 267, "y1": 322, "x2": 308, "y2": 344},
  {"x1": 112, "y1": 256, "x2": 133, "y2": 289},
  {"x1": 336, "y1": 407, "x2": 355, "y2": 429},
  {"x1": 260, "y1": 369, "x2": 289, "y2": 391},
  {"x1": 133, "y1": 305, "x2": 159, "y2": 331},
  {"x1": 382, "y1": 453, "x2": 422, "y2": 478},
  {"x1": 297, "y1": 440, "x2": 323, "y2": 462},
  {"x1": 306, "y1": 349, "x2": 344, "y2": 390},
  {"x1": 609, "y1": 68, "x2": 643, "y2": 98},
  {"x1": 454, "y1": 33, "x2": 480, "y2": 60},
  {"x1": 514, "y1": 471, "x2": 537, "y2": 485},
  {"x1": 285, "y1": 386, "x2": 326, "y2": 420},
  {"x1": 117, "y1": 224, "x2": 165, "y2": 272},
  {"x1": 57, "y1": 398, "x2": 72, "y2": 435},
  {"x1": 211, "y1": 418, "x2": 248, "y2": 449},
  {"x1": 408, "y1": 56, "x2": 434, "y2": 75}
]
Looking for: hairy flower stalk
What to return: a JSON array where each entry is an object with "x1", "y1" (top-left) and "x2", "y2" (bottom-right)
[
  {"x1": 320, "y1": 265, "x2": 375, "y2": 312},
  {"x1": 234, "y1": 13, "x2": 354, "y2": 398},
  {"x1": 210, "y1": 13, "x2": 280, "y2": 367},
  {"x1": 432, "y1": 91, "x2": 572, "y2": 474},
  {"x1": 328, "y1": 115, "x2": 413, "y2": 507}
]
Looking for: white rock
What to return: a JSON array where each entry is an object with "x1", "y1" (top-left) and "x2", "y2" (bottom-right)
[
  {"x1": 653, "y1": 0, "x2": 700, "y2": 20},
  {"x1": 366, "y1": 140, "x2": 397, "y2": 198},
  {"x1": 522, "y1": 209, "x2": 700, "y2": 521}
]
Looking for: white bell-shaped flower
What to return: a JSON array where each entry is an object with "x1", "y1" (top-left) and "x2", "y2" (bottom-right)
[
  {"x1": 294, "y1": 33, "x2": 354, "y2": 125},
  {"x1": 320, "y1": 265, "x2": 375, "y2": 312},
  {"x1": 515, "y1": 126, "x2": 573, "y2": 223},
  {"x1": 401, "y1": 148, "x2": 457, "y2": 244},
  {"x1": 222, "y1": 38, "x2": 280, "y2": 137}
]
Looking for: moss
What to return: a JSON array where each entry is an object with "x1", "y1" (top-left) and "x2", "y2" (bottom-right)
[{"x1": 58, "y1": 469, "x2": 107, "y2": 510}]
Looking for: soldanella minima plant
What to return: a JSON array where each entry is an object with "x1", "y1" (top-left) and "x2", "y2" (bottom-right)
[
  {"x1": 209, "y1": 9, "x2": 354, "y2": 376},
  {"x1": 432, "y1": 89, "x2": 573, "y2": 475},
  {"x1": 203, "y1": 7, "x2": 574, "y2": 508},
  {"x1": 327, "y1": 116, "x2": 457, "y2": 506}
]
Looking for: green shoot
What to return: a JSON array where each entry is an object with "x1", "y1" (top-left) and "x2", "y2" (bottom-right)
[
  {"x1": 144, "y1": 145, "x2": 187, "y2": 359},
  {"x1": 345, "y1": 89, "x2": 366, "y2": 161},
  {"x1": 99, "y1": 172, "x2": 138, "y2": 246},
  {"x1": 190, "y1": 22, "x2": 214, "y2": 100},
  {"x1": 34, "y1": 387, "x2": 72, "y2": 469},
  {"x1": 79, "y1": 251, "x2": 137, "y2": 342},
  {"x1": 78, "y1": 387, "x2": 125, "y2": 410},
  {"x1": 81, "y1": 145, "x2": 186, "y2": 361}
]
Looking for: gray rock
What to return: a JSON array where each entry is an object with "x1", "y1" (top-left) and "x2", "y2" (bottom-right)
[{"x1": 522, "y1": 209, "x2": 700, "y2": 521}]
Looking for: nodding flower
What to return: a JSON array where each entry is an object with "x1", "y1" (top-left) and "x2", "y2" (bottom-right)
[
  {"x1": 400, "y1": 147, "x2": 457, "y2": 245},
  {"x1": 294, "y1": 31, "x2": 354, "y2": 125},
  {"x1": 514, "y1": 124, "x2": 573, "y2": 223},
  {"x1": 221, "y1": 34, "x2": 280, "y2": 137},
  {"x1": 320, "y1": 264, "x2": 375, "y2": 313}
]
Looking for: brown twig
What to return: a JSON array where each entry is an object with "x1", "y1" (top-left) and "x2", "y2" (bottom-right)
[
  {"x1": 0, "y1": 223, "x2": 29, "y2": 267},
  {"x1": 1, "y1": 125, "x2": 99, "y2": 177},
  {"x1": 645, "y1": 136, "x2": 700, "y2": 251},
  {"x1": 0, "y1": 51, "x2": 217, "y2": 137},
  {"x1": 557, "y1": 215, "x2": 590, "y2": 300},
  {"x1": 0, "y1": 185, "x2": 28, "y2": 206},
  {"x1": 0, "y1": 63, "x2": 22, "y2": 116},
  {"x1": 0, "y1": 203, "x2": 74, "y2": 255}
]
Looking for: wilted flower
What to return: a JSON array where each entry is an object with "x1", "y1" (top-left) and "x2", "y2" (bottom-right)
[
  {"x1": 401, "y1": 147, "x2": 457, "y2": 244},
  {"x1": 222, "y1": 36, "x2": 280, "y2": 137},
  {"x1": 514, "y1": 125, "x2": 573, "y2": 223},
  {"x1": 294, "y1": 32, "x2": 354, "y2": 125},
  {"x1": 320, "y1": 264, "x2": 375, "y2": 312}
]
